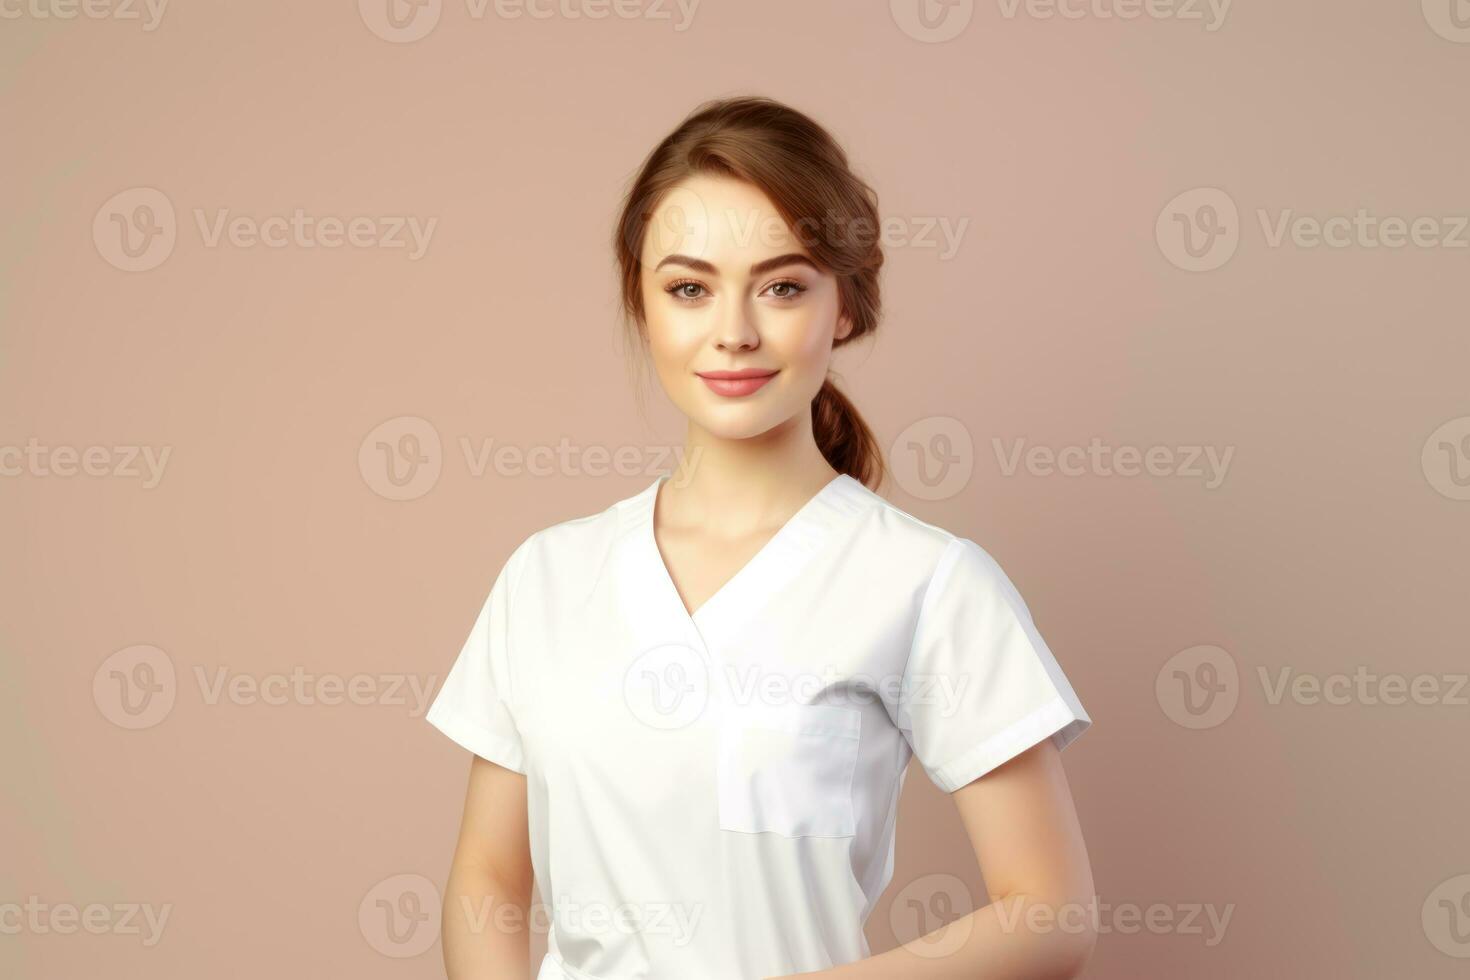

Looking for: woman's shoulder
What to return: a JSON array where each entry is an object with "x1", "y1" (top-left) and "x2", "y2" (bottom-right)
[
  {"x1": 849, "y1": 477, "x2": 964, "y2": 554},
  {"x1": 848, "y1": 479, "x2": 1027, "y2": 595}
]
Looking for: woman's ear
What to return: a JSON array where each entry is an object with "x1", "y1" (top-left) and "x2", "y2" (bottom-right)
[{"x1": 835, "y1": 309, "x2": 854, "y2": 342}]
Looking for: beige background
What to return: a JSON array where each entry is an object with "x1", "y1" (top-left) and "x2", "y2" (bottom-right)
[{"x1": 4, "y1": 1, "x2": 1469, "y2": 977}]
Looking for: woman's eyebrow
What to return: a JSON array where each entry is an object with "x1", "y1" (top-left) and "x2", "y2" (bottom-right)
[{"x1": 652, "y1": 253, "x2": 820, "y2": 276}]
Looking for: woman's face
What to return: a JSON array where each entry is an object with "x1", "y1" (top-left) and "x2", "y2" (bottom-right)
[{"x1": 638, "y1": 174, "x2": 851, "y2": 442}]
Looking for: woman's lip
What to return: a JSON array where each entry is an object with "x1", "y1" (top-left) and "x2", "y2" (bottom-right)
[
  {"x1": 696, "y1": 369, "x2": 779, "y2": 380},
  {"x1": 696, "y1": 370, "x2": 778, "y2": 397}
]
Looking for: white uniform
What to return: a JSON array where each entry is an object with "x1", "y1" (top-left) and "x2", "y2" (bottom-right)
[{"x1": 427, "y1": 473, "x2": 1091, "y2": 980}]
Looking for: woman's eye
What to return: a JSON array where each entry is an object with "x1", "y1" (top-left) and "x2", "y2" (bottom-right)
[
  {"x1": 666, "y1": 280, "x2": 707, "y2": 301},
  {"x1": 664, "y1": 279, "x2": 807, "y2": 302},
  {"x1": 766, "y1": 280, "x2": 807, "y2": 300}
]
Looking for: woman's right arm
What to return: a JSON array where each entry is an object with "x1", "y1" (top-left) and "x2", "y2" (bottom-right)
[{"x1": 442, "y1": 755, "x2": 534, "y2": 980}]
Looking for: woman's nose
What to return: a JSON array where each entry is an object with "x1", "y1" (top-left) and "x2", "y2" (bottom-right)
[{"x1": 713, "y1": 298, "x2": 760, "y2": 352}]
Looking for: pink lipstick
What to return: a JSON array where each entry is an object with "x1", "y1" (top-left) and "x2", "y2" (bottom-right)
[{"x1": 695, "y1": 368, "x2": 779, "y2": 398}]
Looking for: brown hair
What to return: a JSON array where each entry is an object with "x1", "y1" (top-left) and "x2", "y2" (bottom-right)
[{"x1": 613, "y1": 95, "x2": 886, "y2": 490}]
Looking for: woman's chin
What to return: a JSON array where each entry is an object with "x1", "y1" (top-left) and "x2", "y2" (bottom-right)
[{"x1": 687, "y1": 410, "x2": 792, "y2": 444}]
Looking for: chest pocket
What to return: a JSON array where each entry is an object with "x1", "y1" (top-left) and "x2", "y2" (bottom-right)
[{"x1": 716, "y1": 703, "x2": 861, "y2": 838}]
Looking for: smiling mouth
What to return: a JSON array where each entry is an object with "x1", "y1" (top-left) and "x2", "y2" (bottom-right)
[{"x1": 695, "y1": 369, "x2": 779, "y2": 398}]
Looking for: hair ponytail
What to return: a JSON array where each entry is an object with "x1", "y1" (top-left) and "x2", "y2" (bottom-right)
[
  {"x1": 614, "y1": 95, "x2": 888, "y2": 490},
  {"x1": 812, "y1": 377, "x2": 884, "y2": 489}
]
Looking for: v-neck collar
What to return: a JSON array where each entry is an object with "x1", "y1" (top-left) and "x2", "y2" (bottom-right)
[{"x1": 625, "y1": 471, "x2": 869, "y2": 645}]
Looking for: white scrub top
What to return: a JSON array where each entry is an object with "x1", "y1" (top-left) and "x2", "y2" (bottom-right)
[{"x1": 426, "y1": 472, "x2": 1091, "y2": 980}]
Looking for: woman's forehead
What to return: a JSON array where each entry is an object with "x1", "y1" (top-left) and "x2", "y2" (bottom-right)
[{"x1": 642, "y1": 177, "x2": 812, "y2": 271}]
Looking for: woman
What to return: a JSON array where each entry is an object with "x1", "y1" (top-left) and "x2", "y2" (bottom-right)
[{"x1": 427, "y1": 95, "x2": 1097, "y2": 980}]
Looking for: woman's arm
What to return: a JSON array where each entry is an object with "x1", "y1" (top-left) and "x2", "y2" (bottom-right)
[
  {"x1": 781, "y1": 740, "x2": 1098, "y2": 980},
  {"x1": 442, "y1": 756, "x2": 535, "y2": 980}
]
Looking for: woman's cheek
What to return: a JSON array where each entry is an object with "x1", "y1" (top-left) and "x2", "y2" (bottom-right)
[{"x1": 770, "y1": 308, "x2": 835, "y2": 371}]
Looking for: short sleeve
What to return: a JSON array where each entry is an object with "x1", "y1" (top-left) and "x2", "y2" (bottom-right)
[
  {"x1": 425, "y1": 543, "x2": 528, "y2": 774},
  {"x1": 896, "y1": 536, "x2": 1091, "y2": 792}
]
